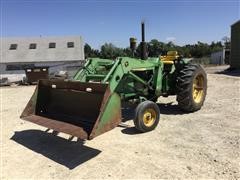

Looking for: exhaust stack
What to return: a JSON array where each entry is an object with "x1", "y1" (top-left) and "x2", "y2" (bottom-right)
[{"x1": 140, "y1": 22, "x2": 148, "y2": 60}]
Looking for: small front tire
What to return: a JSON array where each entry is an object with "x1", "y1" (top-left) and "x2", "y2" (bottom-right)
[{"x1": 134, "y1": 101, "x2": 160, "y2": 132}]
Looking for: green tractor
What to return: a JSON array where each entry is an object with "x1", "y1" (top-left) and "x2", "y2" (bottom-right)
[{"x1": 21, "y1": 22, "x2": 207, "y2": 140}]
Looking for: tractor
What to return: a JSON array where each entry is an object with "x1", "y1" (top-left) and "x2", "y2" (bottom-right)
[{"x1": 20, "y1": 22, "x2": 207, "y2": 140}]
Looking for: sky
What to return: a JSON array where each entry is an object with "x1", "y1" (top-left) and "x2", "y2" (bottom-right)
[{"x1": 1, "y1": 0, "x2": 240, "y2": 49}]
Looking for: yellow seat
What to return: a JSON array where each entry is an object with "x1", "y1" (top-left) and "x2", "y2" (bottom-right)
[{"x1": 160, "y1": 51, "x2": 179, "y2": 64}]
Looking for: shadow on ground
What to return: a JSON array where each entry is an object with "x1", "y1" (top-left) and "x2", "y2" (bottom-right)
[
  {"x1": 215, "y1": 68, "x2": 240, "y2": 77},
  {"x1": 11, "y1": 130, "x2": 101, "y2": 169},
  {"x1": 157, "y1": 102, "x2": 185, "y2": 115},
  {"x1": 120, "y1": 102, "x2": 185, "y2": 135}
]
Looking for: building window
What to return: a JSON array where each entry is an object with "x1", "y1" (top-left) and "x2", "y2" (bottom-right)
[
  {"x1": 9, "y1": 44, "x2": 18, "y2": 50},
  {"x1": 49, "y1": 42, "x2": 56, "y2": 48},
  {"x1": 29, "y1": 43, "x2": 37, "y2": 49},
  {"x1": 6, "y1": 64, "x2": 35, "y2": 71},
  {"x1": 67, "y1": 42, "x2": 74, "y2": 48}
]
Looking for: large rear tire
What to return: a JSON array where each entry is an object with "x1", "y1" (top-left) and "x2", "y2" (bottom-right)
[
  {"x1": 176, "y1": 64, "x2": 207, "y2": 112},
  {"x1": 134, "y1": 101, "x2": 160, "y2": 132}
]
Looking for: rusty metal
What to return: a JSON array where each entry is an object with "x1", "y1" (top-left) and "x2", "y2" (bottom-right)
[
  {"x1": 20, "y1": 79, "x2": 121, "y2": 140},
  {"x1": 89, "y1": 90, "x2": 121, "y2": 139},
  {"x1": 22, "y1": 115, "x2": 88, "y2": 139},
  {"x1": 25, "y1": 67, "x2": 49, "y2": 84}
]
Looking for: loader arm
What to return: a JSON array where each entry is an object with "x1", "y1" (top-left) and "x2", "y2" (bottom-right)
[{"x1": 74, "y1": 57, "x2": 164, "y2": 100}]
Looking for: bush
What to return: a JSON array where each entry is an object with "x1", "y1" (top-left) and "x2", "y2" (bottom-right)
[{"x1": 191, "y1": 57, "x2": 211, "y2": 65}]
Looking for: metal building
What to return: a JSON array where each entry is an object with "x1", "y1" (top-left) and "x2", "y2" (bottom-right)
[
  {"x1": 0, "y1": 36, "x2": 85, "y2": 84},
  {"x1": 230, "y1": 20, "x2": 240, "y2": 69},
  {"x1": 211, "y1": 48, "x2": 230, "y2": 65}
]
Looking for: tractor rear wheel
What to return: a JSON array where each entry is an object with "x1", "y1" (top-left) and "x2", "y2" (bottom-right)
[
  {"x1": 134, "y1": 101, "x2": 160, "y2": 132},
  {"x1": 176, "y1": 63, "x2": 207, "y2": 112}
]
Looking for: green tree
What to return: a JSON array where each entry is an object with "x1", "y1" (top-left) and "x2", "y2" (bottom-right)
[
  {"x1": 222, "y1": 36, "x2": 230, "y2": 48},
  {"x1": 85, "y1": 37, "x2": 228, "y2": 60},
  {"x1": 84, "y1": 43, "x2": 100, "y2": 58},
  {"x1": 148, "y1": 39, "x2": 166, "y2": 57},
  {"x1": 100, "y1": 43, "x2": 125, "y2": 59},
  {"x1": 84, "y1": 43, "x2": 92, "y2": 58}
]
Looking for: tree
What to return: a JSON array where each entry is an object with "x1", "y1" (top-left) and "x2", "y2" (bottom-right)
[
  {"x1": 210, "y1": 41, "x2": 223, "y2": 53},
  {"x1": 84, "y1": 43, "x2": 92, "y2": 58},
  {"x1": 222, "y1": 36, "x2": 230, "y2": 48},
  {"x1": 84, "y1": 36, "x2": 229, "y2": 60},
  {"x1": 100, "y1": 43, "x2": 125, "y2": 59},
  {"x1": 84, "y1": 43, "x2": 100, "y2": 58},
  {"x1": 148, "y1": 39, "x2": 166, "y2": 57}
]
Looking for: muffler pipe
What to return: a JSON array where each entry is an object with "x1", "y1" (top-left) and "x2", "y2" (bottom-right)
[{"x1": 140, "y1": 21, "x2": 148, "y2": 60}]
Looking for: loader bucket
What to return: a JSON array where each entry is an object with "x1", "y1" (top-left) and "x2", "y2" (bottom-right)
[{"x1": 20, "y1": 79, "x2": 121, "y2": 140}]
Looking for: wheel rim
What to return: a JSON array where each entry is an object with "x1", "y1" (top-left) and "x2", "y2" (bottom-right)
[
  {"x1": 143, "y1": 108, "x2": 156, "y2": 127},
  {"x1": 192, "y1": 74, "x2": 204, "y2": 103}
]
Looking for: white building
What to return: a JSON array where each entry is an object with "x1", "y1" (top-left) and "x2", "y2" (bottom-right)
[
  {"x1": 210, "y1": 49, "x2": 230, "y2": 65},
  {"x1": 0, "y1": 36, "x2": 85, "y2": 84}
]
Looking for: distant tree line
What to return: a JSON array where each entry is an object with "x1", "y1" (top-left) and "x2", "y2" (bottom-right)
[{"x1": 84, "y1": 38, "x2": 230, "y2": 59}]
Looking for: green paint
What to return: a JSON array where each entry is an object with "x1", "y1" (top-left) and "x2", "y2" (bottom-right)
[
  {"x1": 73, "y1": 57, "x2": 190, "y2": 100},
  {"x1": 91, "y1": 92, "x2": 121, "y2": 137},
  {"x1": 23, "y1": 56, "x2": 191, "y2": 139}
]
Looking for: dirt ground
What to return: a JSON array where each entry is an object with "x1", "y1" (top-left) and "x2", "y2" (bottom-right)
[{"x1": 1, "y1": 65, "x2": 240, "y2": 179}]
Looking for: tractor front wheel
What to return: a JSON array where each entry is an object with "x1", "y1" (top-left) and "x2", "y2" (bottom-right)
[
  {"x1": 134, "y1": 101, "x2": 160, "y2": 132},
  {"x1": 176, "y1": 63, "x2": 207, "y2": 112}
]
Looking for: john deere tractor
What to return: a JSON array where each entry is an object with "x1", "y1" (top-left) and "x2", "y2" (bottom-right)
[{"x1": 21, "y1": 22, "x2": 207, "y2": 140}]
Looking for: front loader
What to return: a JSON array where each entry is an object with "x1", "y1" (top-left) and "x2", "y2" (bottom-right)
[{"x1": 21, "y1": 22, "x2": 207, "y2": 140}]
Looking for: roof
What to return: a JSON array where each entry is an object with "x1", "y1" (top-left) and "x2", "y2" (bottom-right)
[
  {"x1": 231, "y1": 20, "x2": 240, "y2": 27},
  {"x1": 0, "y1": 36, "x2": 84, "y2": 63}
]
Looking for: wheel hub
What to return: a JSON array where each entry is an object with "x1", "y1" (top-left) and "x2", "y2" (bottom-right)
[
  {"x1": 192, "y1": 74, "x2": 204, "y2": 103},
  {"x1": 143, "y1": 108, "x2": 156, "y2": 127}
]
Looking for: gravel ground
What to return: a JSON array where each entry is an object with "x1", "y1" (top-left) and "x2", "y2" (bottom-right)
[{"x1": 1, "y1": 65, "x2": 240, "y2": 179}]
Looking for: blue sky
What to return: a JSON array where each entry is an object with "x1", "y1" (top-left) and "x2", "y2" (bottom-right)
[{"x1": 1, "y1": 0, "x2": 239, "y2": 49}]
